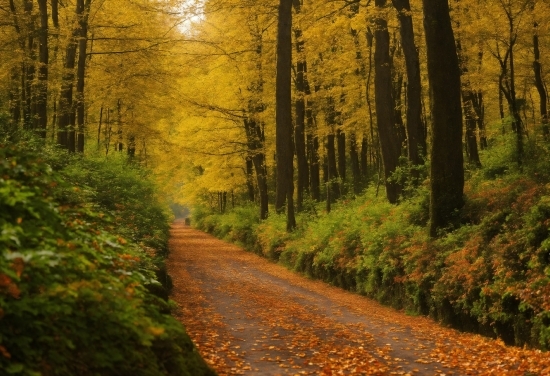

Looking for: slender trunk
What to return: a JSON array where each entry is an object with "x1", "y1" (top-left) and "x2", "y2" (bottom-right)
[
  {"x1": 275, "y1": 0, "x2": 296, "y2": 231},
  {"x1": 508, "y1": 21, "x2": 523, "y2": 164},
  {"x1": 127, "y1": 113, "x2": 136, "y2": 159},
  {"x1": 245, "y1": 119, "x2": 269, "y2": 220},
  {"x1": 533, "y1": 22, "x2": 548, "y2": 138},
  {"x1": 117, "y1": 99, "x2": 123, "y2": 152},
  {"x1": 76, "y1": 0, "x2": 91, "y2": 153},
  {"x1": 105, "y1": 108, "x2": 111, "y2": 155},
  {"x1": 246, "y1": 158, "x2": 256, "y2": 202},
  {"x1": 23, "y1": 0, "x2": 35, "y2": 131},
  {"x1": 97, "y1": 106, "x2": 103, "y2": 151},
  {"x1": 294, "y1": 2, "x2": 309, "y2": 211},
  {"x1": 326, "y1": 133, "x2": 340, "y2": 201},
  {"x1": 374, "y1": 0, "x2": 402, "y2": 203},
  {"x1": 58, "y1": 0, "x2": 84, "y2": 151},
  {"x1": 422, "y1": 0, "x2": 464, "y2": 237},
  {"x1": 294, "y1": 30, "x2": 309, "y2": 211},
  {"x1": 337, "y1": 128, "x2": 346, "y2": 189},
  {"x1": 392, "y1": 0, "x2": 424, "y2": 164},
  {"x1": 307, "y1": 115, "x2": 321, "y2": 202},
  {"x1": 36, "y1": 0, "x2": 49, "y2": 138},
  {"x1": 366, "y1": 27, "x2": 375, "y2": 181},
  {"x1": 457, "y1": 40, "x2": 481, "y2": 167},
  {"x1": 473, "y1": 90, "x2": 488, "y2": 148},
  {"x1": 360, "y1": 136, "x2": 368, "y2": 181},
  {"x1": 8, "y1": 68, "x2": 21, "y2": 137},
  {"x1": 350, "y1": 132, "x2": 361, "y2": 194}
]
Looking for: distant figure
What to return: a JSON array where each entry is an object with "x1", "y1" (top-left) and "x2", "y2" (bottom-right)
[{"x1": 184, "y1": 218, "x2": 191, "y2": 226}]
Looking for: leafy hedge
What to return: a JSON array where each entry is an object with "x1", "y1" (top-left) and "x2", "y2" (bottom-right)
[
  {"x1": 193, "y1": 137, "x2": 550, "y2": 350},
  {"x1": 0, "y1": 144, "x2": 215, "y2": 376}
]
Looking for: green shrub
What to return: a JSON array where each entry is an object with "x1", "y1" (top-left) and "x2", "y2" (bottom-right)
[{"x1": 0, "y1": 144, "x2": 215, "y2": 376}]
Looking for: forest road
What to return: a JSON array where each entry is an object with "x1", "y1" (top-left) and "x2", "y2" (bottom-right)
[{"x1": 166, "y1": 220, "x2": 542, "y2": 376}]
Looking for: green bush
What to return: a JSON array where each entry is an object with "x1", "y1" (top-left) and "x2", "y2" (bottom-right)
[
  {"x1": 196, "y1": 168, "x2": 550, "y2": 349},
  {"x1": 0, "y1": 144, "x2": 215, "y2": 376}
]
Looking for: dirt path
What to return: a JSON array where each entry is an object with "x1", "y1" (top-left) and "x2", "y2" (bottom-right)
[{"x1": 167, "y1": 220, "x2": 550, "y2": 376}]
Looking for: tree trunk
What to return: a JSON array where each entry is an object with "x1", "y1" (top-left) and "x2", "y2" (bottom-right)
[
  {"x1": 392, "y1": 0, "x2": 424, "y2": 164},
  {"x1": 350, "y1": 132, "x2": 361, "y2": 194},
  {"x1": 58, "y1": 0, "x2": 84, "y2": 151},
  {"x1": 533, "y1": 22, "x2": 548, "y2": 138},
  {"x1": 360, "y1": 136, "x2": 368, "y2": 181},
  {"x1": 246, "y1": 158, "x2": 255, "y2": 202},
  {"x1": 8, "y1": 68, "x2": 21, "y2": 138},
  {"x1": 275, "y1": 0, "x2": 296, "y2": 231},
  {"x1": 374, "y1": 0, "x2": 402, "y2": 203},
  {"x1": 252, "y1": 152, "x2": 269, "y2": 220},
  {"x1": 294, "y1": 26, "x2": 309, "y2": 212},
  {"x1": 337, "y1": 128, "x2": 346, "y2": 190},
  {"x1": 76, "y1": 0, "x2": 91, "y2": 153},
  {"x1": 97, "y1": 106, "x2": 103, "y2": 151},
  {"x1": 245, "y1": 118, "x2": 269, "y2": 220},
  {"x1": 307, "y1": 126, "x2": 321, "y2": 201},
  {"x1": 36, "y1": 0, "x2": 49, "y2": 139},
  {"x1": 457, "y1": 40, "x2": 481, "y2": 167},
  {"x1": 326, "y1": 133, "x2": 340, "y2": 201},
  {"x1": 422, "y1": 0, "x2": 464, "y2": 237}
]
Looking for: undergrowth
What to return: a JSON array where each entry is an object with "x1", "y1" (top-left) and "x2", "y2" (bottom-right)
[
  {"x1": 193, "y1": 133, "x2": 550, "y2": 350},
  {"x1": 0, "y1": 143, "x2": 215, "y2": 376}
]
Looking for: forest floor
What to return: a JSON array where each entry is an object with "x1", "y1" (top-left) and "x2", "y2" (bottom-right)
[{"x1": 167, "y1": 220, "x2": 550, "y2": 376}]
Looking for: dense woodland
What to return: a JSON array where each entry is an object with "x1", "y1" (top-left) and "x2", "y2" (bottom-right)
[{"x1": 2, "y1": 0, "x2": 550, "y2": 371}]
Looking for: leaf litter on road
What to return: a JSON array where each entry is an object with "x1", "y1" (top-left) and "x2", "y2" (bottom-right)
[{"x1": 167, "y1": 221, "x2": 550, "y2": 375}]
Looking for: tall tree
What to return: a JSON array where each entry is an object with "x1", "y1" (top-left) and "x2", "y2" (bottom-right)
[
  {"x1": 422, "y1": 0, "x2": 464, "y2": 237},
  {"x1": 275, "y1": 0, "x2": 296, "y2": 231},
  {"x1": 36, "y1": 0, "x2": 49, "y2": 138},
  {"x1": 373, "y1": 0, "x2": 402, "y2": 203},
  {"x1": 532, "y1": 6, "x2": 548, "y2": 137},
  {"x1": 392, "y1": 0, "x2": 425, "y2": 166},
  {"x1": 76, "y1": 0, "x2": 92, "y2": 153},
  {"x1": 293, "y1": 0, "x2": 309, "y2": 212},
  {"x1": 57, "y1": 0, "x2": 85, "y2": 151}
]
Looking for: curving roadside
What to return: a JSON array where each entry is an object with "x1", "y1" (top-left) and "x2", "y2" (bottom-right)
[{"x1": 167, "y1": 220, "x2": 550, "y2": 375}]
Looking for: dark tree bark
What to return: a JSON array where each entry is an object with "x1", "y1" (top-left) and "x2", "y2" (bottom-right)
[
  {"x1": 23, "y1": 0, "x2": 35, "y2": 131},
  {"x1": 389, "y1": 38, "x2": 406, "y2": 149},
  {"x1": 326, "y1": 132, "x2": 340, "y2": 201},
  {"x1": 422, "y1": 0, "x2": 464, "y2": 237},
  {"x1": 362, "y1": 28, "x2": 375, "y2": 182},
  {"x1": 76, "y1": 0, "x2": 92, "y2": 153},
  {"x1": 245, "y1": 18, "x2": 269, "y2": 220},
  {"x1": 116, "y1": 99, "x2": 123, "y2": 151},
  {"x1": 491, "y1": 4, "x2": 523, "y2": 163},
  {"x1": 337, "y1": 128, "x2": 346, "y2": 187},
  {"x1": 533, "y1": 21, "x2": 548, "y2": 138},
  {"x1": 457, "y1": 40, "x2": 482, "y2": 167},
  {"x1": 392, "y1": 0, "x2": 424, "y2": 164},
  {"x1": 58, "y1": 0, "x2": 85, "y2": 151},
  {"x1": 360, "y1": 136, "x2": 368, "y2": 181},
  {"x1": 374, "y1": 0, "x2": 402, "y2": 203},
  {"x1": 307, "y1": 122, "x2": 321, "y2": 201},
  {"x1": 127, "y1": 135, "x2": 136, "y2": 159},
  {"x1": 294, "y1": 9, "x2": 309, "y2": 212},
  {"x1": 275, "y1": 0, "x2": 296, "y2": 231},
  {"x1": 473, "y1": 90, "x2": 488, "y2": 148},
  {"x1": 8, "y1": 68, "x2": 21, "y2": 137},
  {"x1": 246, "y1": 157, "x2": 256, "y2": 202},
  {"x1": 51, "y1": 0, "x2": 59, "y2": 27},
  {"x1": 97, "y1": 106, "x2": 103, "y2": 151},
  {"x1": 36, "y1": 0, "x2": 49, "y2": 139},
  {"x1": 245, "y1": 118, "x2": 269, "y2": 220},
  {"x1": 350, "y1": 132, "x2": 361, "y2": 194}
]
